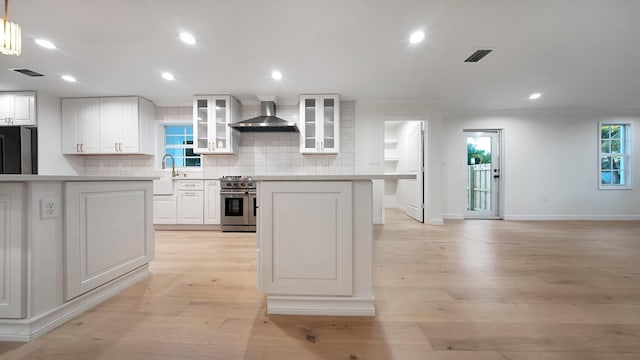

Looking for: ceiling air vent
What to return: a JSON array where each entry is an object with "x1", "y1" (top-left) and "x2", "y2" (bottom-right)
[
  {"x1": 464, "y1": 49, "x2": 493, "y2": 63},
  {"x1": 10, "y1": 68, "x2": 45, "y2": 77}
]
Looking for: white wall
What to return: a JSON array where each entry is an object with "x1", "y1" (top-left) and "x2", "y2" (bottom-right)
[
  {"x1": 443, "y1": 111, "x2": 640, "y2": 220},
  {"x1": 355, "y1": 100, "x2": 443, "y2": 225},
  {"x1": 36, "y1": 92, "x2": 83, "y2": 175}
]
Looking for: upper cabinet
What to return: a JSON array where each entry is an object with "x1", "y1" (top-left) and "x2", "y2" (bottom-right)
[
  {"x1": 193, "y1": 95, "x2": 241, "y2": 154},
  {"x1": 299, "y1": 94, "x2": 340, "y2": 154},
  {"x1": 61, "y1": 98, "x2": 100, "y2": 154},
  {"x1": 0, "y1": 91, "x2": 36, "y2": 126},
  {"x1": 62, "y1": 96, "x2": 155, "y2": 155}
]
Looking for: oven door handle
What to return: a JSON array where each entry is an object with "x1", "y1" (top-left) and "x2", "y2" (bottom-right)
[{"x1": 221, "y1": 191, "x2": 249, "y2": 195}]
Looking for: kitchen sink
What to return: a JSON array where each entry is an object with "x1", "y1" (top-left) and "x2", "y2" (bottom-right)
[{"x1": 153, "y1": 177, "x2": 174, "y2": 195}]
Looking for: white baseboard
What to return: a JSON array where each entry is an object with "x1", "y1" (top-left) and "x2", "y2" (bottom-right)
[
  {"x1": 0, "y1": 265, "x2": 150, "y2": 342},
  {"x1": 443, "y1": 214, "x2": 464, "y2": 220},
  {"x1": 504, "y1": 214, "x2": 640, "y2": 221},
  {"x1": 267, "y1": 295, "x2": 376, "y2": 316},
  {"x1": 429, "y1": 219, "x2": 444, "y2": 225}
]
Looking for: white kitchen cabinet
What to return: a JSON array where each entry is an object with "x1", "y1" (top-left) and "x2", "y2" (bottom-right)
[
  {"x1": 62, "y1": 96, "x2": 155, "y2": 155},
  {"x1": 99, "y1": 97, "x2": 144, "y2": 153},
  {"x1": 299, "y1": 94, "x2": 340, "y2": 154},
  {"x1": 153, "y1": 195, "x2": 177, "y2": 224},
  {"x1": 193, "y1": 95, "x2": 241, "y2": 154},
  {"x1": 204, "y1": 180, "x2": 220, "y2": 224},
  {"x1": 0, "y1": 184, "x2": 25, "y2": 319},
  {"x1": 0, "y1": 91, "x2": 36, "y2": 126},
  {"x1": 176, "y1": 180, "x2": 204, "y2": 224},
  {"x1": 258, "y1": 181, "x2": 352, "y2": 296},
  {"x1": 153, "y1": 179, "x2": 221, "y2": 226},
  {"x1": 61, "y1": 98, "x2": 101, "y2": 154},
  {"x1": 64, "y1": 181, "x2": 153, "y2": 301}
]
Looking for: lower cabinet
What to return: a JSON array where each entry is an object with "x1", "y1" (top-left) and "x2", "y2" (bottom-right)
[
  {"x1": 204, "y1": 180, "x2": 220, "y2": 224},
  {"x1": 0, "y1": 183, "x2": 25, "y2": 319},
  {"x1": 64, "y1": 182, "x2": 154, "y2": 301},
  {"x1": 153, "y1": 180, "x2": 220, "y2": 225},
  {"x1": 177, "y1": 190, "x2": 204, "y2": 224},
  {"x1": 153, "y1": 195, "x2": 177, "y2": 224}
]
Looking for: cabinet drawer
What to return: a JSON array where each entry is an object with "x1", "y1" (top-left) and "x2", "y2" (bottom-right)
[{"x1": 176, "y1": 180, "x2": 204, "y2": 191}]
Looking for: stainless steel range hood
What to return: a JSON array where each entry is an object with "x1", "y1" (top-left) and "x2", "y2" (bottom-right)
[{"x1": 229, "y1": 100, "x2": 299, "y2": 132}]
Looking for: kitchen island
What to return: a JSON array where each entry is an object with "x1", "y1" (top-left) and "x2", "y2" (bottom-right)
[
  {"x1": 0, "y1": 176, "x2": 154, "y2": 341},
  {"x1": 253, "y1": 174, "x2": 414, "y2": 316}
]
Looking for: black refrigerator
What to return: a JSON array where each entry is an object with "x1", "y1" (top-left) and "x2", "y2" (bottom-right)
[{"x1": 0, "y1": 126, "x2": 38, "y2": 174}]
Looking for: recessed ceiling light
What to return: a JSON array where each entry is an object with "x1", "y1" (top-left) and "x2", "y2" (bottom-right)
[
  {"x1": 271, "y1": 71, "x2": 283, "y2": 80},
  {"x1": 161, "y1": 72, "x2": 175, "y2": 81},
  {"x1": 35, "y1": 39, "x2": 56, "y2": 49},
  {"x1": 61, "y1": 75, "x2": 76, "y2": 82},
  {"x1": 409, "y1": 30, "x2": 425, "y2": 44},
  {"x1": 179, "y1": 32, "x2": 196, "y2": 45},
  {"x1": 528, "y1": 92, "x2": 542, "y2": 100}
]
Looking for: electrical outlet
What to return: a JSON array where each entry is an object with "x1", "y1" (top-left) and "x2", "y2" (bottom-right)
[{"x1": 40, "y1": 198, "x2": 60, "y2": 219}]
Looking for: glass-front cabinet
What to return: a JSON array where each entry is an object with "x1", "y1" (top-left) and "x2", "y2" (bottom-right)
[
  {"x1": 299, "y1": 94, "x2": 340, "y2": 154},
  {"x1": 192, "y1": 95, "x2": 240, "y2": 154}
]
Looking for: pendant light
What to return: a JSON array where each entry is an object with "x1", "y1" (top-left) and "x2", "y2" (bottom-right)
[{"x1": 1, "y1": 0, "x2": 21, "y2": 56}]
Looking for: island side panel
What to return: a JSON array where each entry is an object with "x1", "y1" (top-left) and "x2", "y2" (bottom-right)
[
  {"x1": 256, "y1": 179, "x2": 376, "y2": 316},
  {"x1": 258, "y1": 181, "x2": 353, "y2": 296},
  {"x1": 64, "y1": 181, "x2": 154, "y2": 300}
]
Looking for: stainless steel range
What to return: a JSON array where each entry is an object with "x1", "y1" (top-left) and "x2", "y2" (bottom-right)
[{"x1": 220, "y1": 176, "x2": 256, "y2": 232}]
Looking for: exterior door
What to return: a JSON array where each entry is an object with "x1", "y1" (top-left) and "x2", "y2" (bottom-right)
[{"x1": 464, "y1": 130, "x2": 501, "y2": 218}]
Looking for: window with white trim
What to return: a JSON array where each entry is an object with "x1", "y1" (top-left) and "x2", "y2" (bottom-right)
[
  {"x1": 163, "y1": 125, "x2": 201, "y2": 168},
  {"x1": 599, "y1": 123, "x2": 631, "y2": 188}
]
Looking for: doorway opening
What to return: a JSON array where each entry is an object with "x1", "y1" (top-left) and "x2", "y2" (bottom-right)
[
  {"x1": 384, "y1": 120, "x2": 424, "y2": 223},
  {"x1": 464, "y1": 130, "x2": 502, "y2": 219}
]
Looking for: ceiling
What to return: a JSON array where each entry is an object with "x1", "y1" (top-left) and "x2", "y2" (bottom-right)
[{"x1": 2, "y1": 0, "x2": 640, "y2": 110}]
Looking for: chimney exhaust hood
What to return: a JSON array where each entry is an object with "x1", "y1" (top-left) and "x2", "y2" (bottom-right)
[{"x1": 229, "y1": 97, "x2": 298, "y2": 132}]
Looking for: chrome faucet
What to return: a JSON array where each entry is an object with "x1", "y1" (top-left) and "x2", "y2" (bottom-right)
[{"x1": 161, "y1": 154, "x2": 179, "y2": 177}]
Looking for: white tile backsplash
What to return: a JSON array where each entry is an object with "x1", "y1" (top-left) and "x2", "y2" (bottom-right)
[{"x1": 73, "y1": 102, "x2": 355, "y2": 177}]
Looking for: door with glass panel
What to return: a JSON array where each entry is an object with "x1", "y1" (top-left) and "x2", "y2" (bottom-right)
[
  {"x1": 299, "y1": 95, "x2": 340, "y2": 154},
  {"x1": 193, "y1": 96, "x2": 210, "y2": 153},
  {"x1": 464, "y1": 130, "x2": 501, "y2": 218},
  {"x1": 192, "y1": 96, "x2": 232, "y2": 153}
]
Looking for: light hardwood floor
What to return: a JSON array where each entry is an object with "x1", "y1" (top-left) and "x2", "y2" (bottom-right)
[{"x1": 2, "y1": 209, "x2": 640, "y2": 359}]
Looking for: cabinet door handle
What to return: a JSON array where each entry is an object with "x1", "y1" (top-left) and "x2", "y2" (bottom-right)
[
  {"x1": 119, "y1": 143, "x2": 123, "y2": 151},
  {"x1": 76, "y1": 144, "x2": 80, "y2": 152},
  {"x1": 81, "y1": 144, "x2": 84, "y2": 152},
  {"x1": 184, "y1": 192, "x2": 199, "y2": 196},
  {"x1": 115, "y1": 143, "x2": 118, "y2": 151}
]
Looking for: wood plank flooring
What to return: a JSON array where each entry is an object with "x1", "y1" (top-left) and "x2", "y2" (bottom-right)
[{"x1": 1, "y1": 209, "x2": 640, "y2": 359}]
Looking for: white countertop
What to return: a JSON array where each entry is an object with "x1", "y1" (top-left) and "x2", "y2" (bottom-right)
[
  {"x1": 251, "y1": 174, "x2": 416, "y2": 181},
  {"x1": 0, "y1": 175, "x2": 156, "y2": 182}
]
